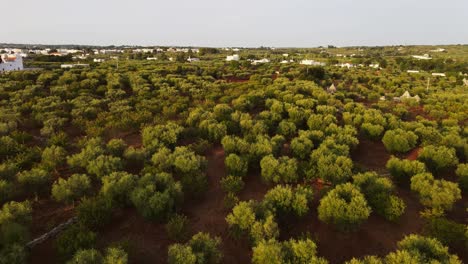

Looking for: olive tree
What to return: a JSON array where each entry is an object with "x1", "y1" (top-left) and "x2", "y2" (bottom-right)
[
  {"x1": 386, "y1": 157, "x2": 426, "y2": 185},
  {"x1": 41, "y1": 145, "x2": 67, "y2": 170},
  {"x1": 290, "y1": 136, "x2": 314, "y2": 159},
  {"x1": 17, "y1": 168, "x2": 51, "y2": 196},
  {"x1": 318, "y1": 183, "x2": 371, "y2": 232},
  {"x1": 52, "y1": 174, "x2": 91, "y2": 204},
  {"x1": 130, "y1": 172, "x2": 183, "y2": 221},
  {"x1": 262, "y1": 185, "x2": 313, "y2": 217},
  {"x1": 260, "y1": 155, "x2": 298, "y2": 184},
  {"x1": 417, "y1": 145, "x2": 459, "y2": 173},
  {"x1": 86, "y1": 155, "x2": 124, "y2": 179},
  {"x1": 353, "y1": 172, "x2": 405, "y2": 221},
  {"x1": 100, "y1": 172, "x2": 138, "y2": 206},
  {"x1": 382, "y1": 129, "x2": 418, "y2": 153},
  {"x1": 396, "y1": 234, "x2": 461, "y2": 263},
  {"x1": 410, "y1": 173, "x2": 461, "y2": 213},
  {"x1": 455, "y1": 163, "x2": 468, "y2": 192},
  {"x1": 224, "y1": 154, "x2": 248, "y2": 177},
  {"x1": 168, "y1": 232, "x2": 222, "y2": 264}
]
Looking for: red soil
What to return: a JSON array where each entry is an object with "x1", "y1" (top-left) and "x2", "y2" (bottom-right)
[
  {"x1": 351, "y1": 138, "x2": 391, "y2": 171},
  {"x1": 406, "y1": 147, "x2": 422, "y2": 161},
  {"x1": 280, "y1": 188, "x2": 425, "y2": 264}
]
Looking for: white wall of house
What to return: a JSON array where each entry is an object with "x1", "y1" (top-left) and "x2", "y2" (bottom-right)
[{"x1": 0, "y1": 55, "x2": 23, "y2": 72}]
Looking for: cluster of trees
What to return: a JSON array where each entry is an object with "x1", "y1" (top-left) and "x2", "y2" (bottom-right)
[{"x1": 0, "y1": 45, "x2": 466, "y2": 263}]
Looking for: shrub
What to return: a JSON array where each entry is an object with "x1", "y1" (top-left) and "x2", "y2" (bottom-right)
[
  {"x1": 252, "y1": 238, "x2": 327, "y2": 264},
  {"x1": 424, "y1": 217, "x2": 466, "y2": 248},
  {"x1": 130, "y1": 173, "x2": 183, "y2": 221},
  {"x1": 67, "y1": 249, "x2": 102, "y2": 264},
  {"x1": 41, "y1": 145, "x2": 67, "y2": 170},
  {"x1": 17, "y1": 168, "x2": 51, "y2": 195},
  {"x1": 52, "y1": 174, "x2": 91, "y2": 204},
  {"x1": 290, "y1": 136, "x2": 314, "y2": 159},
  {"x1": 86, "y1": 155, "x2": 123, "y2": 179},
  {"x1": 166, "y1": 214, "x2": 190, "y2": 242},
  {"x1": 0, "y1": 180, "x2": 13, "y2": 203},
  {"x1": 56, "y1": 224, "x2": 96, "y2": 260},
  {"x1": 224, "y1": 154, "x2": 248, "y2": 177},
  {"x1": 418, "y1": 145, "x2": 459, "y2": 173},
  {"x1": 0, "y1": 244, "x2": 27, "y2": 264},
  {"x1": 262, "y1": 185, "x2": 313, "y2": 217},
  {"x1": 77, "y1": 197, "x2": 114, "y2": 230},
  {"x1": 106, "y1": 139, "x2": 127, "y2": 157},
  {"x1": 382, "y1": 129, "x2": 418, "y2": 153},
  {"x1": 260, "y1": 155, "x2": 298, "y2": 184},
  {"x1": 168, "y1": 232, "x2": 222, "y2": 264},
  {"x1": 67, "y1": 138, "x2": 105, "y2": 169},
  {"x1": 100, "y1": 172, "x2": 138, "y2": 206},
  {"x1": 318, "y1": 183, "x2": 371, "y2": 232},
  {"x1": 396, "y1": 234, "x2": 461, "y2": 263},
  {"x1": 411, "y1": 173, "x2": 461, "y2": 213},
  {"x1": 103, "y1": 247, "x2": 128, "y2": 264},
  {"x1": 0, "y1": 201, "x2": 32, "y2": 226},
  {"x1": 386, "y1": 157, "x2": 426, "y2": 185},
  {"x1": 316, "y1": 155, "x2": 353, "y2": 185},
  {"x1": 353, "y1": 172, "x2": 405, "y2": 221},
  {"x1": 360, "y1": 123, "x2": 384, "y2": 140},
  {"x1": 220, "y1": 175, "x2": 244, "y2": 194},
  {"x1": 455, "y1": 163, "x2": 468, "y2": 192}
]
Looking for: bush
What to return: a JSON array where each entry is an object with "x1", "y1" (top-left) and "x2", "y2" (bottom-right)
[
  {"x1": 252, "y1": 238, "x2": 327, "y2": 264},
  {"x1": 353, "y1": 172, "x2": 405, "y2": 221},
  {"x1": 56, "y1": 224, "x2": 96, "y2": 260},
  {"x1": 0, "y1": 180, "x2": 13, "y2": 203},
  {"x1": 262, "y1": 185, "x2": 313, "y2": 217},
  {"x1": 0, "y1": 244, "x2": 27, "y2": 264},
  {"x1": 382, "y1": 129, "x2": 418, "y2": 153},
  {"x1": 52, "y1": 174, "x2": 91, "y2": 204},
  {"x1": 168, "y1": 232, "x2": 222, "y2": 264},
  {"x1": 106, "y1": 139, "x2": 127, "y2": 157},
  {"x1": 455, "y1": 163, "x2": 468, "y2": 192},
  {"x1": 360, "y1": 123, "x2": 384, "y2": 140},
  {"x1": 41, "y1": 145, "x2": 67, "y2": 170},
  {"x1": 77, "y1": 197, "x2": 114, "y2": 230},
  {"x1": 166, "y1": 214, "x2": 190, "y2": 242},
  {"x1": 396, "y1": 234, "x2": 461, "y2": 263},
  {"x1": 290, "y1": 136, "x2": 314, "y2": 159},
  {"x1": 86, "y1": 155, "x2": 124, "y2": 179},
  {"x1": 418, "y1": 145, "x2": 459, "y2": 173},
  {"x1": 224, "y1": 154, "x2": 248, "y2": 177},
  {"x1": 103, "y1": 247, "x2": 128, "y2": 264},
  {"x1": 260, "y1": 155, "x2": 298, "y2": 184},
  {"x1": 0, "y1": 201, "x2": 32, "y2": 226},
  {"x1": 386, "y1": 157, "x2": 426, "y2": 185},
  {"x1": 220, "y1": 175, "x2": 244, "y2": 194},
  {"x1": 411, "y1": 173, "x2": 461, "y2": 213},
  {"x1": 317, "y1": 154, "x2": 354, "y2": 185},
  {"x1": 424, "y1": 217, "x2": 466, "y2": 248},
  {"x1": 130, "y1": 173, "x2": 183, "y2": 221},
  {"x1": 318, "y1": 183, "x2": 371, "y2": 232},
  {"x1": 17, "y1": 168, "x2": 51, "y2": 195},
  {"x1": 67, "y1": 249, "x2": 102, "y2": 264},
  {"x1": 100, "y1": 172, "x2": 138, "y2": 206}
]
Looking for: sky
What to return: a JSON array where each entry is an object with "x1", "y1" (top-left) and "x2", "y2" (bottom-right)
[{"x1": 3, "y1": 0, "x2": 468, "y2": 47}]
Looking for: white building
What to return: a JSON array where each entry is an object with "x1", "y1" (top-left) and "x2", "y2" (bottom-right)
[
  {"x1": 394, "y1": 91, "x2": 420, "y2": 102},
  {"x1": 337, "y1": 62, "x2": 354, "y2": 68},
  {"x1": 407, "y1": 70, "x2": 420, "y2": 73},
  {"x1": 300, "y1": 60, "x2": 325, "y2": 66},
  {"x1": 61, "y1": 64, "x2": 89, "y2": 69},
  {"x1": 251, "y1": 58, "x2": 270, "y2": 65},
  {"x1": 226, "y1": 54, "x2": 240, "y2": 61},
  {"x1": 0, "y1": 54, "x2": 23, "y2": 72},
  {"x1": 412, "y1": 54, "x2": 431, "y2": 60},
  {"x1": 187, "y1": 57, "x2": 200, "y2": 62},
  {"x1": 146, "y1": 57, "x2": 158, "y2": 61},
  {"x1": 431, "y1": 73, "x2": 446, "y2": 77}
]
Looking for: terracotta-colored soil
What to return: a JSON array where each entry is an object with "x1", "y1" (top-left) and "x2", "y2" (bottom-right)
[
  {"x1": 351, "y1": 138, "x2": 391, "y2": 171},
  {"x1": 280, "y1": 188, "x2": 425, "y2": 264},
  {"x1": 406, "y1": 147, "x2": 422, "y2": 160}
]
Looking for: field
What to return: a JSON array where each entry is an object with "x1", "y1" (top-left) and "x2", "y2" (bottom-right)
[{"x1": 0, "y1": 45, "x2": 467, "y2": 264}]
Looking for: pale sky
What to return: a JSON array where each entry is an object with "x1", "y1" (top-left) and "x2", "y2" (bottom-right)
[{"x1": 3, "y1": 0, "x2": 467, "y2": 47}]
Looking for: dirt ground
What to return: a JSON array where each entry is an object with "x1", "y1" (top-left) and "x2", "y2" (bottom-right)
[{"x1": 28, "y1": 140, "x2": 467, "y2": 264}]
